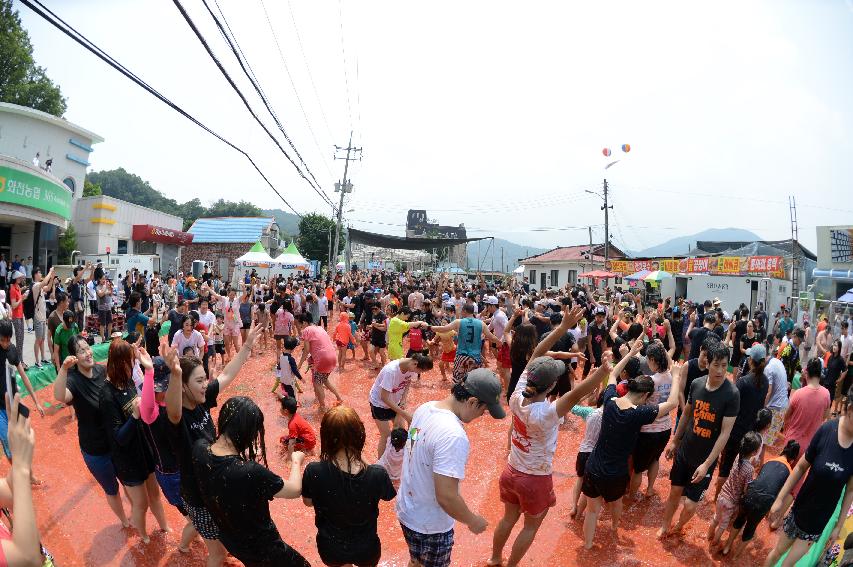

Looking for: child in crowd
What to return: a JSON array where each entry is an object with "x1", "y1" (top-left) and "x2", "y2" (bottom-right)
[
  {"x1": 721, "y1": 439, "x2": 801, "y2": 558},
  {"x1": 334, "y1": 312, "x2": 353, "y2": 371},
  {"x1": 430, "y1": 316, "x2": 456, "y2": 382},
  {"x1": 274, "y1": 336, "x2": 303, "y2": 399},
  {"x1": 750, "y1": 408, "x2": 772, "y2": 467},
  {"x1": 209, "y1": 312, "x2": 225, "y2": 376},
  {"x1": 708, "y1": 431, "x2": 761, "y2": 552},
  {"x1": 568, "y1": 400, "x2": 605, "y2": 519},
  {"x1": 254, "y1": 302, "x2": 270, "y2": 354},
  {"x1": 347, "y1": 312, "x2": 358, "y2": 360},
  {"x1": 405, "y1": 322, "x2": 426, "y2": 358},
  {"x1": 376, "y1": 427, "x2": 407, "y2": 483},
  {"x1": 279, "y1": 396, "x2": 316, "y2": 459}
]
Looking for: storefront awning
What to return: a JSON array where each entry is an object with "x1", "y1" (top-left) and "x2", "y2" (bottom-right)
[{"x1": 132, "y1": 224, "x2": 194, "y2": 245}]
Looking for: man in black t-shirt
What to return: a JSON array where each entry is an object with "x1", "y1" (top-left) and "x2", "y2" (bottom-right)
[
  {"x1": 658, "y1": 341, "x2": 739, "y2": 538},
  {"x1": 687, "y1": 312, "x2": 718, "y2": 360}
]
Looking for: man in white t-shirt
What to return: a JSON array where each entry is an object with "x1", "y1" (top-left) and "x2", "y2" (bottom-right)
[{"x1": 397, "y1": 368, "x2": 505, "y2": 567}]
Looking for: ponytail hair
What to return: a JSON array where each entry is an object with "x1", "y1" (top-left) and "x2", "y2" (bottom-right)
[
  {"x1": 750, "y1": 356, "x2": 767, "y2": 392},
  {"x1": 780, "y1": 439, "x2": 800, "y2": 462},
  {"x1": 753, "y1": 408, "x2": 772, "y2": 433},
  {"x1": 627, "y1": 375, "x2": 655, "y2": 395}
]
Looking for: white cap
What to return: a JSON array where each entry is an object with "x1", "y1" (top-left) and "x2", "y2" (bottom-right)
[
  {"x1": 485, "y1": 296, "x2": 499, "y2": 305},
  {"x1": 10, "y1": 271, "x2": 24, "y2": 281}
]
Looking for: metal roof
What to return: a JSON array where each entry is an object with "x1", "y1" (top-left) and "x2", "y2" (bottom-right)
[{"x1": 187, "y1": 217, "x2": 274, "y2": 243}]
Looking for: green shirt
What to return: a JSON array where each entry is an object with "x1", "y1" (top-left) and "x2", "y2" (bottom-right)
[{"x1": 53, "y1": 323, "x2": 80, "y2": 364}]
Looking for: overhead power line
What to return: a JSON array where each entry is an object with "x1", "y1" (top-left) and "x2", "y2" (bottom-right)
[
  {"x1": 172, "y1": 0, "x2": 337, "y2": 211},
  {"x1": 254, "y1": 0, "x2": 335, "y2": 180},
  {"x1": 19, "y1": 0, "x2": 302, "y2": 216}
]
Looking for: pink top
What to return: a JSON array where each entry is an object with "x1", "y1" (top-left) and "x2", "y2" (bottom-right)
[
  {"x1": 140, "y1": 368, "x2": 160, "y2": 424},
  {"x1": 172, "y1": 330, "x2": 205, "y2": 358},
  {"x1": 784, "y1": 385, "x2": 831, "y2": 457},
  {"x1": 274, "y1": 309, "x2": 294, "y2": 336},
  {"x1": 300, "y1": 325, "x2": 337, "y2": 373}
]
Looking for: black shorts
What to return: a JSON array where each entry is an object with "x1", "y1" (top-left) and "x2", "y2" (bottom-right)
[
  {"x1": 318, "y1": 534, "x2": 381, "y2": 567},
  {"x1": 632, "y1": 429, "x2": 671, "y2": 473},
  {"x1": 370, "y1": 404, "x2": 397, "y2": 422},
  {"x1": 371, "y1": 337, "x2": 387, "y2": 348},
  {"x1": 98, "y1": 309, "x2": 113, "y2": 326},
  {"x1": 669, "y1": 452, "x2": 717, "y2": 502},
  {"x1": 581, "y1": 471, "x2": 629, "y2": 503},
  {"x1": 575, "y1": 451, "x2": 590, "y2": 478},
  {"x1": 241, "y1": 320, "x2": 251, "y2": 330},
  {"x1": 718, "y1": 434, "x2": 744, "y2": 478},
  {"x1": 214, "y1": 343, "x2": 225, "y2": 355},
  {"x1": 733, "y1": 493, "x2": 773, "y2": 542}
]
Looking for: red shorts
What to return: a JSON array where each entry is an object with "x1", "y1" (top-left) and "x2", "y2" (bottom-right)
[
  {"x1": 499, "y1": 464, "x2": 556, "y2": 516},
  {"x1": 497, "y1": 342, "x2": 511, "y2": 368},
  {"x1": 441, "y1": 349, "x2": 456, "y2": 363}
]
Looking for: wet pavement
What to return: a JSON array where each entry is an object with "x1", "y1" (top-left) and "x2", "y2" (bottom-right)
[{"x1": 23, "y1": 336, "x2": 772, "y2": 566}]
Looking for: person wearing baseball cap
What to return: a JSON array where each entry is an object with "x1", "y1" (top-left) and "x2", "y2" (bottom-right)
[
  {"x1": 492, "y1": 348, "x2": 612, "y2": 566},
  {"x1": 396, "y1": 368, "x2": 505, "y2": 565}
]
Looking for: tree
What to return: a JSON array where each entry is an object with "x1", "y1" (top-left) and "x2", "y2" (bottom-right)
[
  {"x1": 82, "y1": 179, "x2": 102, "y2": 197},
  {"x1": 177, "y1": 198, "x2": 206, "y2": 231},
  {"x1": 0, "y1": 0, "x2": 66, "y2": 116},
  {"x1": 206, "y1": 199, "x2": 261, "y2": 218},
  {"x1": 58, "y1": 224, "x2": 77, "y2": 264},
  {"x1": 297, "y1": 213, "x2": 340, "y2": 266}
]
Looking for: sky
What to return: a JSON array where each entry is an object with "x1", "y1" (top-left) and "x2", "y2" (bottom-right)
[{"x1": 16, "y1": 0, "x2": 853, "y2": 254}]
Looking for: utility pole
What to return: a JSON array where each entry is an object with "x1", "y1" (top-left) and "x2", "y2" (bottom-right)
[
  {"x1": 333, "y1": 131, "x2": 361, "y2": 270},
  {"x1": 588, "y1": 226, "x2": 593, "y2": 273},
  {"x1": 585, "y1": 180, "x2": 613, "y2": 264},
  {"x1": 603, "y1": 179, "x2": 612, "y2": 264},
  {"x1": 789, "y1": 195, "x2": 800, "y2": 305}
]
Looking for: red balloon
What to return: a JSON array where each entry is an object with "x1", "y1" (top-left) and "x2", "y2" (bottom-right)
[{"x1": 602, "y1": 148, "x2": 611, "y2": 157}]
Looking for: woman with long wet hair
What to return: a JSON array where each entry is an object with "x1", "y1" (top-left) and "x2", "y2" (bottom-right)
[
  {"x1": 193, "y1": 396, "x2": 309, "y2": 567},
  {"x1": 302, "y1": 405, "x2": 396, "y2": 567}
]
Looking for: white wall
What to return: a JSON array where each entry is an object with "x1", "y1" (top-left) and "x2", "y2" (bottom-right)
[
  {"x1": 72, "y1": 195, "x2": 184, "y2": 255},
  {"x1": 525, "y1": 261, "x2": 592, "y2": 290},
  {"x1": 0, "y1": 103, "x2": 101, "y2": 199}
]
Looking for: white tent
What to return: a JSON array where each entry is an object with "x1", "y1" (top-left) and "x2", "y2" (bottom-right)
[
  {"x1": 270, "y1": 241, "x2": 310, "y2": 277},
  {"x1": 513, "y1": 265, "x2": 525, "y2": 274},
  {"x1": 234, "y1": 242, "x2": 276, "y2": 268}
]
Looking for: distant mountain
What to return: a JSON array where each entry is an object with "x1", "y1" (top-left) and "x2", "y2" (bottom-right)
[
  {"x1": 467, "y1": 238, "x2": 547, "y2": 272},
  {"x1": 631, "y1": 228, "x2": 763, "y2": 257},
  {"x1": 262, "y1": 209, "x2": 301, "y2": 239}
]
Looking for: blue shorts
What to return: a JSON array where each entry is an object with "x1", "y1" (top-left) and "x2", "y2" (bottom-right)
[
  {"x1": 0, "y1": 410, "x2": 10, "y2": 459},
  {"x1": 81, "y1": 451, "x2": 120, "y2": 496},
  {"x1": 155, "y1": 469, "x2": 187, "y2": 516}
]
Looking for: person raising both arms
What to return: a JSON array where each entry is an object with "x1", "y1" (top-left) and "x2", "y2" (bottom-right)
[
  {"x1": 491, "y1": 305, "x2": 614, "y2": 566},
  {"x1": 582, "y1": 338, "x2": 683, "y2": 549},
  {"x1": 431, "y1": 303, "x2": 501, "y2": 386}
]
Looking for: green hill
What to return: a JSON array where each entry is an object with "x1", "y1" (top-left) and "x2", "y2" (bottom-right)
[{"x1": 262, "y1": 209, "x2": 301, "y2": 239}]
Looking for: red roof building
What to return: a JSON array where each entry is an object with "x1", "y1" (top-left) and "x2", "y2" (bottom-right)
[{"x1": 519, "y1": 243, "x2": 627, "y2": 291}]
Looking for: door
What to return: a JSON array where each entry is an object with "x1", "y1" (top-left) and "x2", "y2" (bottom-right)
[
  {"x1": 750, "y1": 280, "x2": 758, "y2": 315},
  {"x1": 675, "y1": 277, "x2": 688, "y2": 300},
  {"x1": 540, "y1": 272, "x2": 547, "y2": 290}
]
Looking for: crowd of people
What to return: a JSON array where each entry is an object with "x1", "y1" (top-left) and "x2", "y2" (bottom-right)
[{"x1": 0, "y1": 263, "x2": 852, "y2": 567}]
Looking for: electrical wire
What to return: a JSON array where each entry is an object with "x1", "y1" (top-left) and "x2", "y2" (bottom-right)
[
  {"x1": 19, "y1": 0, "x2": 303, "y2": 217},
  {"x1": 287, "y1": 0, "x2": 336, "y2": 144},
  {"x1": 253, "y1": 0, "x2": 336, "y2": 180},
  {"x1": 338, "y1": 0, "x2": 353, "y2": 131},
  {"x1": 172, "y1": 0, "x2": 337, "y2": 211}
]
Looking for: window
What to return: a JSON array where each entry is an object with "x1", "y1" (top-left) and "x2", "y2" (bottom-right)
[
  {"x1": 117, "y1": 239, "x2": 128, "y2": 255},
  {"x1": 135, "y1": 241, "x2": 156, "y2": 255},
  {"x1": 568, "y1": 270, "x2": 577, "y2": 285},
  {"x1": 551, "y1": 270, "x2": 559, "y2": 287},
  {"x1": 529, "y1": 270, "x2": 536, "y2": 284},
  {"x1": 63, "y1": 177, "x2": 75, "y2": 193}
]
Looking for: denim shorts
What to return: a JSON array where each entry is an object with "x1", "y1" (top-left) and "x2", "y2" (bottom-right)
[
  {"x1": 0, "y1": 410, "x2": 10, "y2": 459},
  {"x1": 155, "y1": 469, "x2": 187, "y2": 516},
  {"x1": 81, "y1": 450, "x2": 120, "y2": 496}
]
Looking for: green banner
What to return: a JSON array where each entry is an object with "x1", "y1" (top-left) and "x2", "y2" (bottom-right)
[{"x1": 0, "y1": 165, "x2": 72, "y2": 219}]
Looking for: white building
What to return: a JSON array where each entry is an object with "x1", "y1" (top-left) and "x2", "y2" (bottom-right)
[
  {"x1": 519, "y1": 243, "x2": 627, "y2": 291},
  {"x1": 72, "y1": 194, "x2": 191, "y2": 274},
  {"x1": 0, "y1": 102, "x2": 103, "y2": 269}
]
